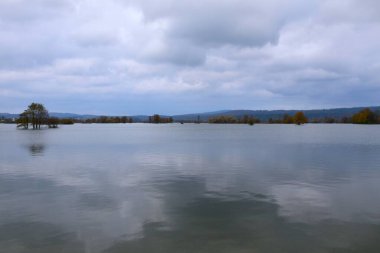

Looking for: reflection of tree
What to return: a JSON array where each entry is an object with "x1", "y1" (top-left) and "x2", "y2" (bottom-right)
[{"x1": 28, "y1": 143, "x2": 45, "y2": 156}]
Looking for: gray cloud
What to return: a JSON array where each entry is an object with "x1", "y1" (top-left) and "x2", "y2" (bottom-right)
[
  {"x1": 138, "y1": 0, "x2": 315, "y2": 47},
  {"x1": 0, "y1": 0, "x2": 73, "y2": 23},
  {"x1": 0, "y1": 0, "x2": 380, "y2": 114}
]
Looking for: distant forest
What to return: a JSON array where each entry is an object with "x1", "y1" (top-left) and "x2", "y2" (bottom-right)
[{"x1": 1, "y1": 105, "x2": 380, "y2": 125}]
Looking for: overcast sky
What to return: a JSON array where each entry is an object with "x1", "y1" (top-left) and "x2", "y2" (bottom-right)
[{"x1": 1, "y1": 0, "x2": 379, "y2": 114}]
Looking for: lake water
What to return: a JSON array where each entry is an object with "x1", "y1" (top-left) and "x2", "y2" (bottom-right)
[{"x1": 1, "y1": 123, "x2": 380, "y2": 253}]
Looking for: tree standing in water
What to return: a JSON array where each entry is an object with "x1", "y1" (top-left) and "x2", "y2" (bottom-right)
[
  {"x1": 17, "y1": 103, "x2": 49, "y2": 129},
  {"x1": 352, "y1": 108, "x2": 377, "y2": 124},
  {"x1": 293, "y1": 111, "x2": 308, "y2": 125}
]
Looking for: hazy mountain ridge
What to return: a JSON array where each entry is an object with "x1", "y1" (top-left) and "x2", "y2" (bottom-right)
[{"x1": 171, "y1": 106, "x2": 380, "y2": 121}]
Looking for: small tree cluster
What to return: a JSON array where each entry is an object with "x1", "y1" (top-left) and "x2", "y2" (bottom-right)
[
  {"x1": 293, "y1": 111, "x2": 308, "y2": 125},
  {"x1": 148, "y1": 114, "x2": 173, "y2": 123},
  {"x1": 276, "y1": 112, "x2": 308, "y2": 125},
  {"x1": 282, "y1": 114, "x2": 294, "y2": 124},
  {"x1": 352, "y1": 108, "x2": 378, "y2": 124},
  {"x1": 208, "y1": 115, "x2": 238, "y2": 124},
  {"x1": 82, "y1": 116, "x2": 133, "y2": 124},
  {"x1": 17, "y1": 103, "x2": 49, "y2": 129},
  {"x1": 208, "y1": 115, "x2": 261, "y2": 125},
  {"x1": 47, "y1": 117, "x2": 59, "y2": 128},
  {"x1": 240, "y1": 115, "x2": 260, "y2": 125},
  {"x1": 16, "y1": 103, "x2": 77, "y2": 129}
]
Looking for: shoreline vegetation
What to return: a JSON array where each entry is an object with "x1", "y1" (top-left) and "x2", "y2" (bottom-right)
[{"x1": 1, "y1": 103, "x2": 380, "y2": 128}]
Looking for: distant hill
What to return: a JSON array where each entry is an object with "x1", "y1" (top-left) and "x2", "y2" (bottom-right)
[
  {"x1": 49, "y1": 112, "x2": 99, "y2": 119},
  {"x1": 2, "y1": 106, "x2": 380, "y2": 122},
  {"x1": 172, "y1": 106, "x2": 380, "y2": 122},
  {"x1": 0, "y1": 113, "x2": 18, "y2": 119}
]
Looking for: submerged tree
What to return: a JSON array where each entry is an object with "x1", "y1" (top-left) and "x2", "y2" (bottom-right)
[
  {"x1": 282, "y1": 114, "x2": 294, "y2": 124},
  {"x1": 148, "y1": 114, "x2": 173, "y2": 123},
  {"x1": 47, "y1": 117, "x2": 59, "y2": 128},
  {"x1": 208, "y1": 115, "x2": 237, "y2": 124},
  {"x1": 152, "y1": 114, "x2": 161, "y2": 124},
  {"x1": 293, "y1": 111, "x2": 308, "y2": 125},
  {"x1": 17, "y1": 103, "x2": 49, "y2": 129},
  {"x1": 352, "y1": 108, "x2": 378, "y2": 124},
  {"x1": 16, "y1": 111, "x2": 30, "y2": 129},
  {"x1": 240, "y1": 115, "x2": 260, "y2": 125}
]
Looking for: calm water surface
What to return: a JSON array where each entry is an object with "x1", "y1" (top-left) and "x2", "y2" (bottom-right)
[{"x1": 1, "y1": 124, "x2": 380, "y2": 253}]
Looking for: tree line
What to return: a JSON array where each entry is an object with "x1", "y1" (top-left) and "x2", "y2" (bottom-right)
[
  {"x1": 207, "y1": 109, "x2": 380, "y2": 125},
  {"x1": 8, "y1": 104, "x2": 380, "y2": 129},
  {"x1": 208, "y1": 115, "x2": 260, "y2": 125},
  {"x1": 302, "y1": 108, "x2": 379, "y2": 124},
  {"x1": 208, "y1": 111, "x2": 308, "y2": 125},
  {"x1": 80, "y1": 116, "x2": 133, "y2": 124},
  {"x1": 267, "y1": 111, "x2": 308, "y2": 125}
]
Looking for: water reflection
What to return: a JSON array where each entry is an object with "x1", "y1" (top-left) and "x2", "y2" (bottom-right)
[
  {"x1": 1, "y1": 124, "x2": 380, "y2": 253},
  {"x1": 79, "y1": 193, "x2": 119, "y2": 211},
  {"x1": 104, "y1": 176, "x2": 380, "y2": 253},
  {"x1": 21, "y1": 130, "x2": 47, "y2": 156},
  {"x1": 0, "y1": 221, "x2": 84, "y2": 253},
  {"x1": 28, "y1": 143, "x2": 45, "y2": 156},
  {"x1": 272, "y1": 183, "x2": 332, "y2": 223}
]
